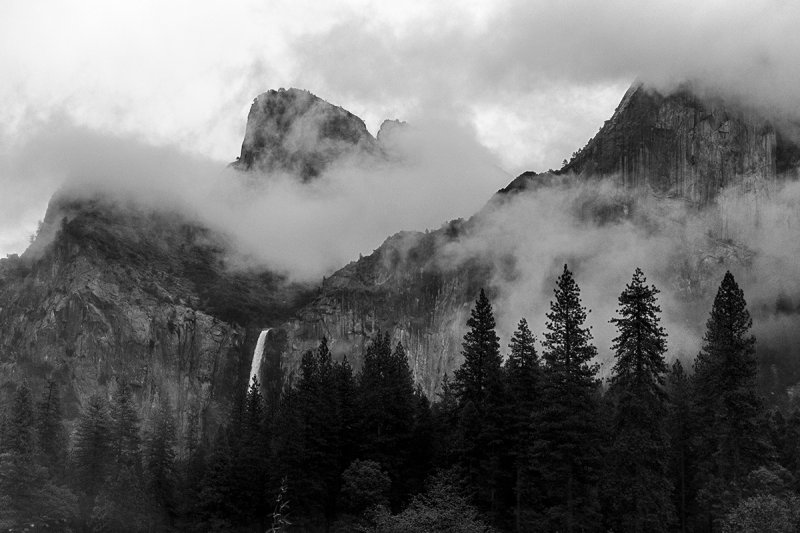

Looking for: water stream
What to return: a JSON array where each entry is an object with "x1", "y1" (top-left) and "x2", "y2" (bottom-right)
[{"x1": 249, "y1": 328, "x2": 270, "y2": 389}]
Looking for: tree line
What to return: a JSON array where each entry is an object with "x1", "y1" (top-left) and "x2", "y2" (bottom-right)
[{"x1": 0, "y1": 266, "x2": 798, "y2": 532}]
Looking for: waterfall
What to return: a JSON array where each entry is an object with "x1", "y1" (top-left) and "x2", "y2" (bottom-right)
[{"x1": 249, "y1": 328, "x2": 270, "y2": 389}]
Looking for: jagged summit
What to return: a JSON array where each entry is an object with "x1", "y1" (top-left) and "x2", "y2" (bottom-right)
[
  {"x1": 232, "y1": 88, "x2": 377, "y2": 180},
  {"x1": 558, "y1": 82, "x2": 800, "y2": 204}
]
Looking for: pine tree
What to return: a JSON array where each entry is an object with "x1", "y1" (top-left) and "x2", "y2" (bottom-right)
[
  {"x1": 0, "y1": 383, "x2": 41, "y2": 525},
  {"x1": 334, "y1": 356, "x2": 359, "y2": 485},
  {"x1": 454, "y1": 289, "x2": 503, "y2": 407},
  {"x1": 693, "y1": 271, "x2": 772, "y2": 526},
  {"x1": 35, "y1": 380, "x2": 67, "y2": 477},
  {"x1": 453, "y1": 289, "x2": 505, "y2": 519},
  {"x1": 407, "y1": 384, "x2": 435, "y2": 499},
  {"x1": 504, "y1": 318, "x2": 540, "y2": 532},
  {"x1": 109, "y1": 379, "x2": 141, "y2": 470},
  {"x1": 90, "y1": 463, "x2": 148, "y2": 533},
  {"x1": 143, "y1": 394, "x2": 177, "y2": 530},
  {"x1": 604, "y1": 268, "x2": 674, "y2": 532},
  {"x1": 176, "y1": 404, "x2": 206, "y2": 530},
  {"x1": 667, "y1": 359, "x2": 696, "y2": 533},
  {"x1": 238, "y1": 376, "x2": 270, "y2": 528},
  {"x1": 196, "y1": 430, "x2": 236, "y2": 530},
  {"x1": 533, "y1": 264, "x2": 602, "y2": 532},
  {"x1": 275, "y1": 338, "x2": 344, "y2": 528},
  {"x1": 72, "y1": 393, "x2": 112, "y2": 526},
  {"x1": 95, "y1": 379, "x2": 148, "y2": 528},
  {"x1": 432, "y1": 373, "x2": 460, "y2": 467},
  {"x1": 3, "y1": 383, "x2": 34, "y2": 455},
  {"x1": 357, "y1": 334, "x2": 416, "y2": 506}
]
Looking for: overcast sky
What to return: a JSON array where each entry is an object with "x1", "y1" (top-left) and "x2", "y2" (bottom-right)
[{"x1": 2, "y1": 0, "x2": 798, "y2": 258}]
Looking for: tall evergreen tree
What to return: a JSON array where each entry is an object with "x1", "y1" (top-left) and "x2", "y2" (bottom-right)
[
  {"x1": 358, "y1": 334, "x2": 416, "y2": 507},
  {"x1": 0, "y1": 383, "x2": 78, "y2": 529},
  {"x1": 237, "y1": 376, "x2": 270, "y2": 528},
  {"x1": 109, "y1": 379, "x2": 142, "y2": 470},
  {"x1": 533, "y1": 264, "x2": 602, "y2": 532},
  {"x1": 274, "y1": 338, "x2": 346, "y2": 528},
  {"x1": 143, "y1": 394, "x2": 178, "y2": 530},
  {"x1": 334, "y1": 356, "x2": 359, "y2": 488},
  {"x1": 94, "y1": 379, "x2": 148, "y2": 529},
  {"x1": 603, "y1": 268, "x2": 675, "y2": 532},
  {"x1": 453, "y1": 289, "x2": 505, "y2": 519},
  {"x1": 504, "y1": 318, "x2": 541, "y2": 532},
  {"x1": 692, "y1": 271, "x2": 772, "y2": 527},
  {"x1": 0, "y1": 384, "x2": 39, "y2": 525},
  {"x1": 72, "y1": 393, "x2": 112, "y2": 527},
  {"x1": 432, "y1": 373, "x2": 460, "y2": 467},
  {"x1": 196, "y1": 430, "x2": 236, "y2": 530},
  {"x1": 454, "y1": 289, "x2": 503, "y2": 407},
  {"x1": 667, "y1": 359, "x2": 697, "y2": 533},
  {"x1": 35, "y1": 380, "x2": 67, "y2": 477}
]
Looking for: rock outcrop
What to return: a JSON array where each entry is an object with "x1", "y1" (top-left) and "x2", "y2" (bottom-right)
[
  {"x1": 232, "y1": 88, "x2": 378, "y2": 180},
  {"x1": 0, "y1": 194, "x2": 311, "y2": 437},
  {"x1": 560, "y1": 83, "x2": 796, "y2": 204},
  {"x1": 280, "y1": 225, "x2": 488, "y2": 396}
]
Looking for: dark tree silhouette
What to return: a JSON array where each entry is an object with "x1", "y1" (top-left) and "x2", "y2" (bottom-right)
[{"x1": 533, "y1": 265, "x2": 602, "y2": 532}]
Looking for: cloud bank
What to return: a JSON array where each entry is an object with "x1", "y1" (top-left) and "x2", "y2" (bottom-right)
[
  {"x1": 433, "y1": 176, "x2": 800, "y2": 383},
  {"x1": 8, "y1": 116, "x2": 509, "y2": 281},
  {"x1": 4, "y1": 0, "x2": 799, "y2": 256}
]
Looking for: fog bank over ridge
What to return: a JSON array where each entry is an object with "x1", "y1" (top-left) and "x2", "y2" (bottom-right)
[
  {"x1": 433, "y1": 176, "x2": 800, "y2": 372},
  {"x1": 13, "y1": 112, "x2": 509, "y2": 281}
]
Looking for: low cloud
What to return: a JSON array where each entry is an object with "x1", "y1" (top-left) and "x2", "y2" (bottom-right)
[
  {"x1": 294, "y1": 0, "x2": 800, "y2": 168},
  {"x1": 4, "y1": 115, "x2": 510, "y2": 281},
  {"x1": 433, "y1": 176, "x2": 800, "y2": 382}
]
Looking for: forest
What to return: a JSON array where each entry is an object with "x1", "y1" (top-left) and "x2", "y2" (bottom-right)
[{"x1": 0, "y1": 265, "x2": 796, "y2": 533}]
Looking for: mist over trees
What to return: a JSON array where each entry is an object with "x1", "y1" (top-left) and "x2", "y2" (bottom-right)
[{"x1": 0, "y1": 267, "x2": 796, "y2": 532}]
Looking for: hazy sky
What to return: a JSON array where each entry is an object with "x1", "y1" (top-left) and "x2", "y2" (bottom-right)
[{"x1": 2, "y1": 0, "x2": 798, "y2": 258}]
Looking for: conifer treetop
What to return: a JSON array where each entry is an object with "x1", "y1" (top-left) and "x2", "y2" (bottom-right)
[
  {"x1": 695, "y1": 270, "x2": 757, "y2": 391},
  {"x1": 454, "y1": 289, "x2": 502, "y2": 406},
  {"x1": 542, "y1": 264, "x2": 597, "y2": 372},
  {"x1": 609, "y1": 267, "x2": 668, "y2": 392}
]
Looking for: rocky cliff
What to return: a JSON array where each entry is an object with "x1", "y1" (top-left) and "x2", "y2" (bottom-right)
[
  {"x1": 560, "y1": 82, "x2": 800, "y2": 204},
  {"x1": 281, "y1": 225, "x2": 489, "y2": 396},
  {"x1": 0, "y1": 193, "x2": 311, "y2": 438},
  {"x1": 232, "y1": 88, "x2": 378, "y2": 180}
]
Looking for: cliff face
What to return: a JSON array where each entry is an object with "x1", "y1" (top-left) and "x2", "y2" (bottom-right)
[
  {"x1": 0, "y1": 195, "x2": 310, "y2": 436},
  {"x1": 280, "y1": 226, "x2": 488, "y2": 396},
  {"x1": 561, "y1": 83, "x2": 788, "y2": 204},
  {"x1": 232, "y1": 88, "x2": 378, "y2": 180}
]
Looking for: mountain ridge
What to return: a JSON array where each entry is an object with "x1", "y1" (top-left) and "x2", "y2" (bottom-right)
[{"x1": 2, "y1": 81, "x2": 799, "y2": 434}]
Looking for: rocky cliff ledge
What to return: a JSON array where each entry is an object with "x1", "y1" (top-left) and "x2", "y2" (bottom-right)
[{"x1": 560, "y1": 83, "x2": 797, "y2": 204}]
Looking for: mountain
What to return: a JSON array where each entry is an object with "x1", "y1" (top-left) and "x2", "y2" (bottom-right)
[
  {"x1": 560, "y1": 82, "x2": 800, "y2": 203},
  {"x1": 0, "y1": 193, "x2": 313, "y2": 435},
  {"x1": 1, "y1": 82, "x2": 799, "y2": 436},
  {"x1": 278, "y1": 83, "x2": 800, "y2": 396},
  {"x1": 232, "y1": 88, "x2": 378, "y2": 180}
]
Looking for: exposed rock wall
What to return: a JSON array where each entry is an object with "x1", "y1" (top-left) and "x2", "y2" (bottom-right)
[
  {"x1": 232, "y1": 88, "x2": 378, "y2": 180},
  {"x1": 0, "y1": 197, "x2": 303, "y2": 439},
  {"x1": 563, "y1": 84, "x2": 779, "y2": 204},
  {"x1": 279, "y1": 227, "x2": 490, "y2": 396}
]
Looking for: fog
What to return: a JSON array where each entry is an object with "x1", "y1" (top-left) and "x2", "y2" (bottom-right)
[
  {"x1": 8, "y1": 116, "x2": 510, "y2": 281},
  {"x1": 432, "y1": 175, "x2": 800, "y2": 378},
  {"x1": 297, "y1": 0, "x2": 800, "y2": 126}
]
